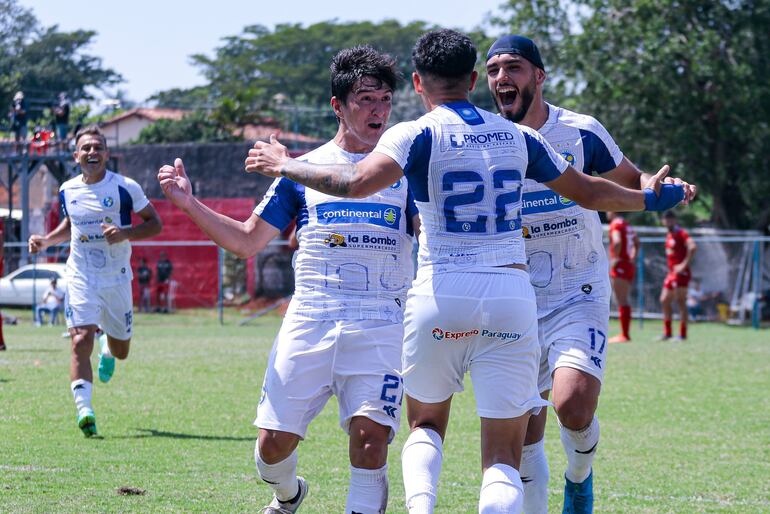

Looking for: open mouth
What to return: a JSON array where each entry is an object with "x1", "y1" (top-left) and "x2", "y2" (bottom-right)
[
  {"x1": 367, "y1": 122, "x2": 383, "y2": 129},
  {"x1": 496, "y1": 86, "x2": 518, "y2": 107},
  {"x1": 87, "y1": 158, "x2": 100, "y2": 164}
]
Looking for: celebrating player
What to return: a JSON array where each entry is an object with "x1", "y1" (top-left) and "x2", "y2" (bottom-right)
[
  {"x1": 485, "y1": 34, "x2": 696, "y2": 513},
  {"x1": 607, "y1": 211, "x2": 639, "y2": 343},
  {"x1": 28, "y1": 125, "x2": 162, "y2": 437},
  {"x1": 660, "y1": 210, "x2": 697, "y2": 340},
  {"x1": 158, "y1": 46, "x2": 417, "y2": 514},
  {"x1": 247, "y1": 29, "x2": 685, "y2": 513}
]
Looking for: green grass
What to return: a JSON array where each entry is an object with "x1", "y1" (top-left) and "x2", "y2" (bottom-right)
[{"x1": 1, "y1": 308, "x2": 768, "y2": 512}]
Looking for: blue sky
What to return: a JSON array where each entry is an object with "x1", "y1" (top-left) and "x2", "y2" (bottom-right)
[{"x1": 22, "y1": 0, "x2": 505, "y2": 103}]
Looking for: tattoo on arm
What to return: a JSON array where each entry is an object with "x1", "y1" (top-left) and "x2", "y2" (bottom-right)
[{"x1": 280, "y1": 160, "x2": 357, "y2": 196}]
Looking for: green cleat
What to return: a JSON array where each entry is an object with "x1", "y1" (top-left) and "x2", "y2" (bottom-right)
[
  {"x1": 97, "y1": 333, "x2": 115, "y2": 383},
  {"x1": 77, "y1": 409, "x2": 98, "y2": 437}
]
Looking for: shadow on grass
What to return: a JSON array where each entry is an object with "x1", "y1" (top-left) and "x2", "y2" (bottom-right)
[{"x1": 126, "y1": 428, "x2": 253, "y2": 441}]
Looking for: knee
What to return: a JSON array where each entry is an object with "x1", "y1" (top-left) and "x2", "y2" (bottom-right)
[
  {"x1": 349, "y1": 417, "x2": 389, "y2": 469},
  {"x1": 257, "y1": 430, "x2": 298, "y2": 464},
  {"x1": 71, "y1": 332, "x2": 93, "y2": 354},
  {"x1": 109, "y1": 340, "x2": 130, "y2": 360},
  {"x1": 554, "y1": 396, "x2": 596, "y2": 431}
]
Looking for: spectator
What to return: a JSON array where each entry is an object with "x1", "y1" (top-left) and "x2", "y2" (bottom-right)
[
  {"x1": 9, "y1": 91, "x2": 28, "y2": 152},
  {"x1": 35, "y1": 278, "x2": 66, "y2": 326},
  {"x1": 137, "y1": 257, "x2": 153, "y2": 313},
  {"x1": 686, "y1": 280, "x2": 705, "y2": 321},
  {"x1": 53, "y1": 93, "x2": 71, "y2": 150},
  {"x1": 156, "y1": 252, "x2": 173, "y2": 313}
]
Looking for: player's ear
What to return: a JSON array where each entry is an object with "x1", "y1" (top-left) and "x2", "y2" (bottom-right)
[
  {"x1": 536, "y1": 67, "x2": 547, "y2": 86},
  {"x1": 468, "y1": 70, "x2": 479, "y2": 92},
  {"x1": 330, "y1": 96, "x2": 343, "y2": 119},
  {"x1": 412, "y1": 72, "x2": 422, "y2": 94}
]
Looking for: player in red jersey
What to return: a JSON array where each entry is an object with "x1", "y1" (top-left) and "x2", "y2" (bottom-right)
[
  {"x1": 607, "y1": 212, "x2": 639, "y2": 343},
  {"x1": 660, "y1": 211, "x2": 697, "y2": 340}
]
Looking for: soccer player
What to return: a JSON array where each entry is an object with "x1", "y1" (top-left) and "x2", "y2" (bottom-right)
[
  {"x1": 607, "y1": 212, "x2": 639, "y2": 343},
  {"x1": 158, "y1": 46, "x2": 416, "y2": 514},
  {"x1": 247, "y1": 29, "x2": 685, "y2": 513},
  {"x1": 485, "y1": 35, "x2": 696, "y2": 513},
  {"x1": 28, "y1": 125, "x2": 162, "y2": 437},
  {"x1": 660, "y1": 210, "x2": 697, "y2": 340}
]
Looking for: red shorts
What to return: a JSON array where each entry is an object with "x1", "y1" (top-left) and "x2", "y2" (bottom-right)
[
  {"x1": 157, "y1": 282, "x2": 170, "y2": 296},
  {"x1": 610, "y1": 261, "x2": 635, "y2": 281},
  {"x1": 663, "y1": 270, "x2": 691, "y2": 290}
]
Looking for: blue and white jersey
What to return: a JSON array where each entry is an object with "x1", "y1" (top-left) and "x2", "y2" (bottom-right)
[
  {"x1": 59, "y1": 170, "x2": 150, "y2": 286},
  {"x1": 254, "y1": 141, "x2": 416, "y2": 323},
  {"x1": 522, "y1": 103, "x2": 624, "y2": 318},
  {"x1": 373, "y1": 100, "x2": 568, "y2": 275}
]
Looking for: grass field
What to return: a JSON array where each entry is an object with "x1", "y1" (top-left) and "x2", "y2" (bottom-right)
[{"x1": 1, "y1": 307, "x2": 768, "y2": 513}]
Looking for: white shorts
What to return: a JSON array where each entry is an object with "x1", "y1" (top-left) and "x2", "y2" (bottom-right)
[
  {"x1": 537, "y1": 300, "x2": 609, "y2": 393},
  {"x1": 403, "y1": 268, "x2": 548, "y2": 419},
  {"x1": 65, "y1": 277, "x2": 133, "y2": 340},
  {"x1": 255, "y1": 318, "x2": 404, "y2": 441}
]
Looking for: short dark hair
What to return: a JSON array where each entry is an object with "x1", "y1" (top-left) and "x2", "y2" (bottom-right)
[
  {"x1": 74, "y1": 124, "x2": 107, "y2": 147},
  {"x1": 663, "y1": 210, "x2": 678, "y2": 219},
  {"x1": 330, "y1": 46, "x2": 399, "y2": 104},
  {"x1": 412, "y1": 29, "x2": 477, "y2": 79}
]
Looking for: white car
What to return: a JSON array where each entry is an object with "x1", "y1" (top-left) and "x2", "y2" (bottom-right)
[{"x1": 0, "y1": 263, "x2": 68, "y2": 306}]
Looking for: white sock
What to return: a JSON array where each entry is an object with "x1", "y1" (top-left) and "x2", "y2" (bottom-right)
[
  {"x1": 70, "y1": 379, "x2": 92, "y2": 414},
  {"x1": 346, "y1": 464, "x2": 388, "y2": 514},
  {"x1": 478, "y1": 463, "x2": 524, "y2": 514},
  {"x1": 402, "y1": 427, "x2": 443, "y2": 513},
  {"x1": 100, "y1": 335, "x2": 113, "y2": 358},
  {"x1": 520, "y1": 439, "x2": 549, "y2": 514},
  {"x1": 560, "y1": 416, "x2": 599, "y2": 483},
  {"x1": 255, "y1": 445, "x2": 299, "y2": 502}
]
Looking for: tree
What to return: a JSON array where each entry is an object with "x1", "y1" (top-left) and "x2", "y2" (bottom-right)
[
  {"x1": 0, "y1": 0, "x2": 121, "y2": 124},
  {"x1": 133, "y1": 111, "x2": 238, "y2": 144},
  {"x1": 494, "y1": 0, "x2": 770, "y2": 230}
]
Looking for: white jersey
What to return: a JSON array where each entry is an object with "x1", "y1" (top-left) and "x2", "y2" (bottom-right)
[
  {"x1": 254, "y1": 141, "x2": 416, "y2": 323},
  {"x1": 522, "y1": 103, "x2": 624, "y2": 318},
  {"x1": 59, "y1": 170, "x2": 150, "y2": 286},
  {"x1": 373, "y1": 100, "x2": 567, "y2": 275}
]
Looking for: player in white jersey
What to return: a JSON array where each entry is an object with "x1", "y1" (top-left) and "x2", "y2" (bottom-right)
[
  {"x1": 486, "y1": 35, "x2": 697, "y2": 513},
  {"x1": 247, "y1": 30, "x2": 685, "y2": 514},
  {"x1": 28, "y1": 125, "x2": 162, "y2": 437},
  {"x1": 158, "y1": 46, "x2": 418, "y2": 514}
]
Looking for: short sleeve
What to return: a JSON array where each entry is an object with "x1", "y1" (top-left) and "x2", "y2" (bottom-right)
[
  {"x1": 579, "y1": 117, "x2": 624, "y2": 174},
  {"x1": 521, "y1": 127, "x2": 569, "y2": 183},
  {"x1": 374, "y1": 122, "x2": 431, "y2": 202},
  {"x1": 124, "y1": 178, "x2": 150, "y2": 212},
  {"x1": 254, "y1": 177, "x2": 304, "y2": 231}
]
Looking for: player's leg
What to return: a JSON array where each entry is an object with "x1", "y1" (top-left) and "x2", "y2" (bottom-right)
[
  {"x1": 96, "y1": 282, "x2": 134, "y2": 383},
  {"x1": 519, "y1": 321, "x2": 553, "y2": 514},
  {"x1": 470, "y1": 270, "x2": 545, "y2": 514},
  {"x1": 65, "y1": 277, "x2": 102, "y2": 436},
  {"x1": 660, "y1": 279, "x2": 674, "y2": 339},
  {"x1": 402, "y1": 396, "x2": 452, "y2": 514},
  {"x1": 675, "y1": 286, "x2": 689, "y2": 339},
  {"x1": 336, "y1": 320, "x2": 404, "y2": 514},
  {"x1": 255, "y1": 318, "x2": 336, "y2": 512},
  {"x1": 610, "y1": 276, "x2": 633, "y2": 343},
  {"x1": 544, "y1": 303, "x2": 607, "y2": 513},
  {"x1": 0, "y1": 308, "x2": 5, "y2": 350}
]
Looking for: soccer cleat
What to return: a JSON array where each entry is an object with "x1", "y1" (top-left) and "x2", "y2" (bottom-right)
[
  {"x1": 97, "y1": 333, "x2": 115, "y2": 383},
  {"x1": 563, "y1": 471, "x2": 593, "y2": 513},
  {"x1": 608, "y1": 334, "x2": 631, "y2": 344},
  {"x1": 655, "y1": 334, "x2": 672, "y2": 342},
  {"x1": 260, "y1": 476, "x2": 308, "y2": 514},
  {"x1": 0, "y1": 341, "x2": 6, "y2": 351},
  {"x1": 674, "y1": 336, "x2": 687, "y2": 342},
  {"x1": 77, "y1": 409, "x2": 98, "y2": 437}
]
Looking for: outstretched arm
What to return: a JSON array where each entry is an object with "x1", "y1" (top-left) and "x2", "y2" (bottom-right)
[
  {"x1": 244, "y1": 135, "x2": 403, "y2": 198},
  {"x1": 602, "y1": 157, "x2": 697, "y2": 204},
  {"x1": 545, "y1": 164, "x2": 683, "y2": 212},
  {"x1": 158, "y1": 158, "x2": 280, "y2": 258}
]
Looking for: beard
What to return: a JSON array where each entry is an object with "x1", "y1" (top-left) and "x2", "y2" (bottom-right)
[{"x1": 499, "y1": 77, "x2": 536, "y2": 123}]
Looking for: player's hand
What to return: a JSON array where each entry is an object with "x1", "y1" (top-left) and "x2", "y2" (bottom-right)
[
  {"x1": 245, "y1": 135, "x2": 290, "y2": 177},
  {"x1": 660, "y1": 176, "x2": 697, "y2": 205},
  {"x1": 642, "y1": 164, "x2": 670, "y2": 195},
  {"x1": 673, "y1": 263, "x2": 686, "y2": 274},
  {"x1": 28, "y1": 234, "x2": 47, "y2": 254},
  {"x1": 158, "y1": 158, "x2": 193, "y2": 209},
  {"x1": 101, "y1": 223, "x2": 127, "y2": 244}
]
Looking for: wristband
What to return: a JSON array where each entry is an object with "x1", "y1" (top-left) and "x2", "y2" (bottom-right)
[{"x1": 643, "y1": 184, "x2": 684, "y2": 211}]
